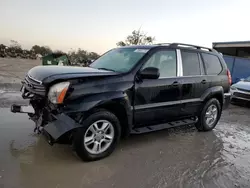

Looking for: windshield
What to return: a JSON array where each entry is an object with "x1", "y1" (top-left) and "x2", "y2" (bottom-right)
[
  {"x1": 89, "y1": 48, "x2": 149, "y2": 73},
  {"x1": 245, "y1": 76, "x2": 250, "y2": 81}
]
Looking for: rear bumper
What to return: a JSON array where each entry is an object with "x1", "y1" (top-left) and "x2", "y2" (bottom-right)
[{"x1": 223, "y1": 93, "x2": 231, "y2": 110}]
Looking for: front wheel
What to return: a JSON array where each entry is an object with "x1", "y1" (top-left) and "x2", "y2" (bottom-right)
[
  {"x1": 73, "y1": 109, "x2": 121, "y2": 161},
  {"x1": 195, "y1": 98, "x2": 222, "y2": 131}
]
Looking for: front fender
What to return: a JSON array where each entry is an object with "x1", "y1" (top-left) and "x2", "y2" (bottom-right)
[
  {"x1": 63, "y1": 91, "x2": 133, "y2": 136},
  {"x1": 63, "y1": 91, "x2": 132, "y2": 113},
  {"x1": 43, "y1": 92, "x2": 133, "y2": 142}
]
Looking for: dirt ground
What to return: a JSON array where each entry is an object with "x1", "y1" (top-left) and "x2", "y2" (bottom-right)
[{"x1": 0, "y1": 58, "x2": 40, "y2": 91}]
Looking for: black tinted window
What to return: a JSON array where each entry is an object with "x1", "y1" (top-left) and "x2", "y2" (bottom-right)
[
  {"x1": 202, "y1": 53, "x2": 222, "y2": 75},
  {"x1": 181, "y1": 51, "x2": 201, "y2": 76}
]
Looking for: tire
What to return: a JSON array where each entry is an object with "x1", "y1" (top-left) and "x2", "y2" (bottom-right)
[
  {"x1": 195, "y1": 98, "x2": 222, "y2": 132},
  {"x1": 73, "y1": 109, "x2": 121, "y2": 161}
]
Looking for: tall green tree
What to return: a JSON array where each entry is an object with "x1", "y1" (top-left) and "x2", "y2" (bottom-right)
[{"x1": 117, "y1": 29, "x2": 155, "y2": 46}]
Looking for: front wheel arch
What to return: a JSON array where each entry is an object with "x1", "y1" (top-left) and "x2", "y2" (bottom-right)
[
  {"x1": 89, "y1": 101, "x2": 132, "y2": 138},
  {"x1": 73, "y1": 108, "x2": 121, "y2": 161}
]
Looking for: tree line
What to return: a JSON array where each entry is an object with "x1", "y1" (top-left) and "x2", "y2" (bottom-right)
[
  {"x1": 0, "y1": 40, "x2": 100, "y2": 64},
  {"x1": 0, "y1": 29, "x2": 155, "y2": 64}
]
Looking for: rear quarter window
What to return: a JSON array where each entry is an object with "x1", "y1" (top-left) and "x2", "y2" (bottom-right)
[{"x1": 202, "y1": 53, "x2": 222, "y2": 75}]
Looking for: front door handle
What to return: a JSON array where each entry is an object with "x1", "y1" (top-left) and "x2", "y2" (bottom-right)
[
  {"x1": 172, "y1": 81, "x2": 179, "y2": 87},
  {"x1": 201, "y1": 80, "x2": 207, "y2": 84}
]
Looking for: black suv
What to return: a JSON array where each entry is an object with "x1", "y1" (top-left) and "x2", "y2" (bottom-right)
[{"x1": 11, "y1": 43, "x2": 231, "y2": 161}]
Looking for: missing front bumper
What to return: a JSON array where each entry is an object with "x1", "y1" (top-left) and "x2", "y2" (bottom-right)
[
  {"x1": 11, "y1": 104, "x2": 82, "y2": 144},
  {"x1": 43, "y1": 113, "x2": 82, "y2": 142}
]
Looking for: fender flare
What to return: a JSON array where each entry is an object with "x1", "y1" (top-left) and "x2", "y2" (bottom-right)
[{"x1": 200, "y1": 86, "x2": 224, "y2": 103}]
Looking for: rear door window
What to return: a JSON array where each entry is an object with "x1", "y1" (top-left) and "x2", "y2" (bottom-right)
[
  {"x1": 181, "y1": 51, "x2": 201, "y2": 76},
  {"x1": 202, "y1": 53, "x2": 222, "y2": 75}
]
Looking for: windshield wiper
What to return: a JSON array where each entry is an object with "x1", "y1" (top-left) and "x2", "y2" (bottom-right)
[{"x1": 97, "y1": 68, "x2": 115, "y2": 72}]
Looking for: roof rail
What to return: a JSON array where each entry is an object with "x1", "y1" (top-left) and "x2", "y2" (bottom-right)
[
  {"x1": 157, "y1": 42, "x2": 217, "y2": 52},
  {"x1": 170, "y1": 43, "x2": 216, "y2": 52},
  {"x1": 156, "y1": 43, "x2": 172, "y2": 46}
]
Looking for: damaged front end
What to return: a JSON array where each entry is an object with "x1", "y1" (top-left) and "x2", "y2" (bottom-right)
[{"x1": 10, "y1": 74, "x2": 81, "y2": 146}]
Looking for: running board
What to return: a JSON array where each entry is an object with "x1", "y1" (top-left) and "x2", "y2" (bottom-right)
[{"x1": 131, "y1": 117, "x2": 198, "y2": 134}]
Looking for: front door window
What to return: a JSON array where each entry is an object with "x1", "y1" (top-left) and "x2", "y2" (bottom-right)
[{"x1": 142, "y1": 50, "x2": 177, "y2": 78}]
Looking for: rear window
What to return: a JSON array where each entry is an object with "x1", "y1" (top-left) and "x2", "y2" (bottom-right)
[{"x1": 202, "y1": 53, "x2": 222, "y2": 75}]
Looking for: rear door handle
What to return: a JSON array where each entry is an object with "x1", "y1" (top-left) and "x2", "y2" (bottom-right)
[
  {"x1": 201, "y1": 80, "x2": 207, "y2": 84},
  {"x1": 172, "y1": 81, "x2": 179, "y2": 87}
]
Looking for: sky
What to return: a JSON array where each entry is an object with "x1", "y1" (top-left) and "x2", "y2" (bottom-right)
[{"x1": 1, "y1": 0, "x2": 250, "y2": 54}]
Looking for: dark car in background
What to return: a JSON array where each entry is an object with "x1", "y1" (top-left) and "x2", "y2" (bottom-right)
[{"x1": 11, "y1": 43, "x2": 231, "y2": 161}]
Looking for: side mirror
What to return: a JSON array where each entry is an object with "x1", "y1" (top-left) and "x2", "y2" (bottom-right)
[{"x1": 139, "y1": 67, "x2": 160, "y2": 79}]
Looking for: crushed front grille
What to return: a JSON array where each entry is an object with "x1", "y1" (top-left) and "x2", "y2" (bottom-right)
[{"x1": 23, "y1": 74, "x2": 46, "y2": 95}]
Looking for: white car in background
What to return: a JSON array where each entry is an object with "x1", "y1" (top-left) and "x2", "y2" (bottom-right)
[{"x1": 230, "y1": 77, "x2": 250, "y2": 102}]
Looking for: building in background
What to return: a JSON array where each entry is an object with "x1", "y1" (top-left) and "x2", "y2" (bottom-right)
[
  {"x1": 213, "y1": 41, "x2": 250, "y2": 58},
  {"x1": 212, "y1": 41, "x2": 250, "y2": 84}
]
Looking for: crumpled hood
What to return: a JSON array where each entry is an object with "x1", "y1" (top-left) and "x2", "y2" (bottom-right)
[
  {"x1": 28, "y1": 65, "x2": 119, "y2": 83},
  {"x1": 233, "y1": 81, "x2": 250, "y2": 91}
]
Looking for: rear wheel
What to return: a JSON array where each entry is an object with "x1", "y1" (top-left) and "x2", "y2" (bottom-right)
[
  {"x1": 195, "y1": 98, "x2": 221, "y2": 131},
  {"x1": 73, "y1": 109, "x2": 121, "y2": 161}
]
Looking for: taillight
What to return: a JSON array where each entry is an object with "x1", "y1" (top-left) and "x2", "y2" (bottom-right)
[{"x1": 227, "y1": 69, "x2": 232, "y2": 85}]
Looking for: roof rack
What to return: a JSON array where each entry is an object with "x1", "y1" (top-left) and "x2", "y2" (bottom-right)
[
  {"x1": 157, "y1": 43, "x2": 217, "y2": 52},
  {"x1": 155, "y1": 43, "x2": 172, "y2": 46}
]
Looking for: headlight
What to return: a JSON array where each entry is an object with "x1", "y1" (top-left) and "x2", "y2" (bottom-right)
[
  {"x1": 48, "y1": 82, "x2": 70, "y2": 104},
  {"x1": 230, "y1": 86, "x2": 237, "y2": 90}
]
